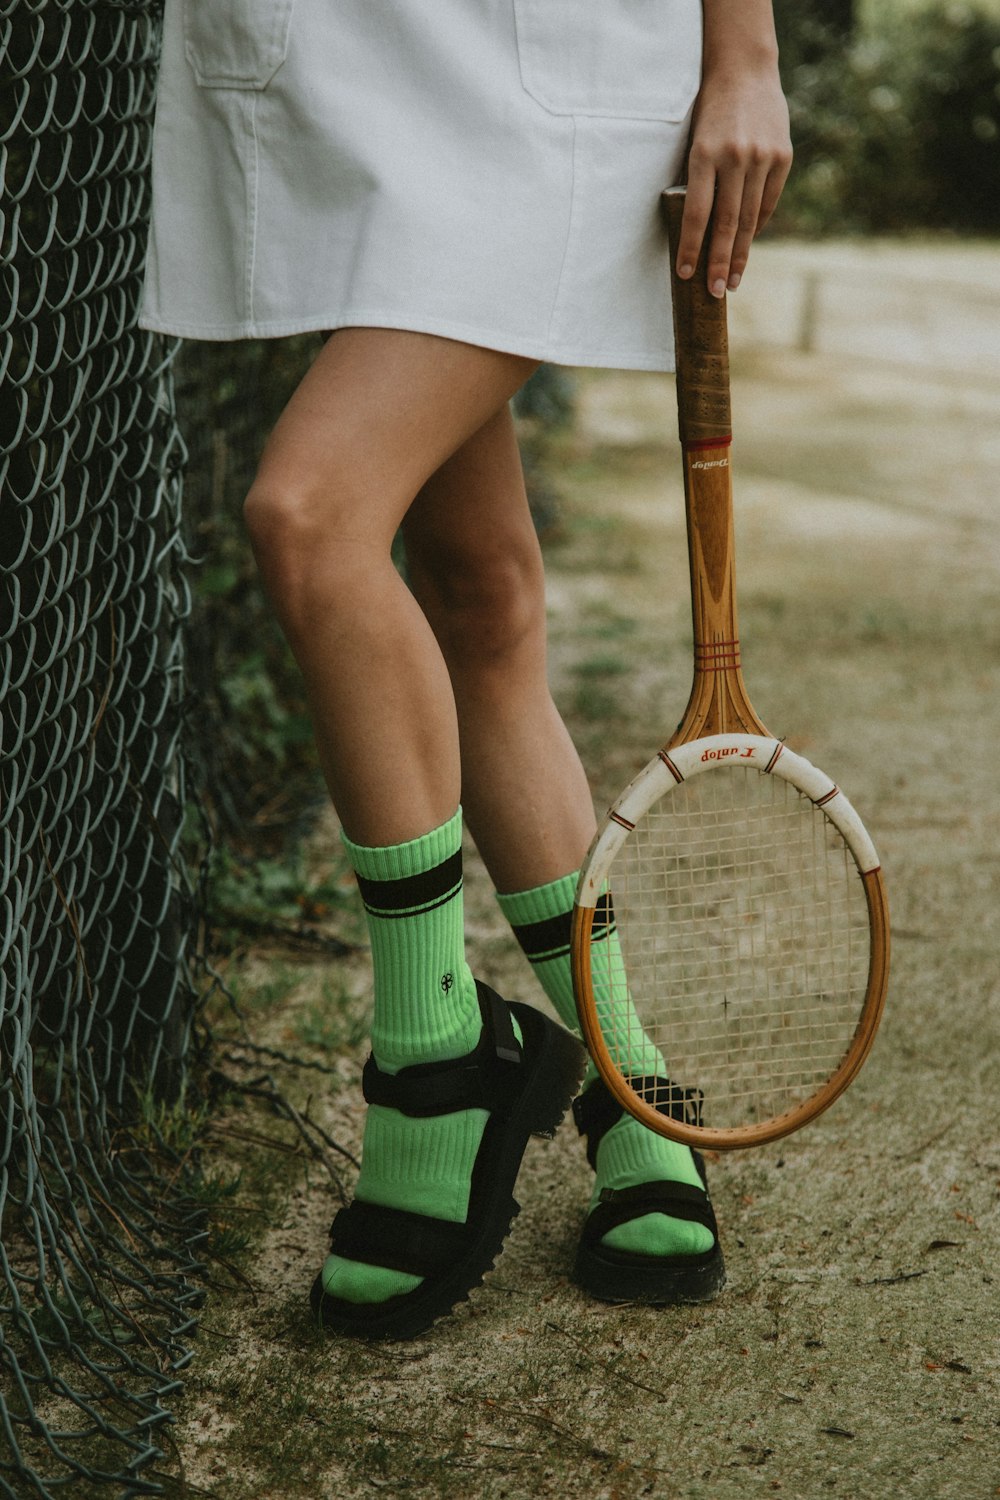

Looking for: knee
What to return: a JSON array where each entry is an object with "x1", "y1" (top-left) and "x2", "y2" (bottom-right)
[
  {"x1": 243, "y1": 474, "x2": 376, "y2": 612},
  {"x1": 244, "y1": 476, "x2": 322, "y2": 569},
  {"x1": 414, "y1": 533, "x2": 546, "y2": 670}
]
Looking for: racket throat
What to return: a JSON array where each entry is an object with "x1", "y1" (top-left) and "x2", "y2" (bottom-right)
[
  {"x1": 672, "y1": 654, "x2": 766, "y2": 743},
  {"x1": 672, "y1": 438, "x2": 768, "y2": 742}
]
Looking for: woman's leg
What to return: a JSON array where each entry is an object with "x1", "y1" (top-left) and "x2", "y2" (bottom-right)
[
  {"x1": 405, "y1": 415, "x2": 720, "y2": 1289},
  {"x1": 402, "y1": 404, "x2": 595, "y2": 892},
  {"x1": 243, "y1": 329, "x2": 588, "y2": 1329},
  {"x1": 244, "y1": 326, "x2": 538, "y2": 847}
]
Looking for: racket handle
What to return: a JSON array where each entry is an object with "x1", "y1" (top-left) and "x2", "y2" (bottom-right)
[{"x1": 661, "y1": 188, "x2": 732, "y2": 445}]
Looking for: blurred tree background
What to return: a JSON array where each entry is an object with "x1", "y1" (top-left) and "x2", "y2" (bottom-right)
[
  {"x1": 774, "y1": 0, "x2": 1000, "y2": 232},
  {"x1": 177, "y1": 0, "x2": 1000, "y2": 922}
]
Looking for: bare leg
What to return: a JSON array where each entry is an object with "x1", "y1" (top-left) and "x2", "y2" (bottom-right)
[
  {"x1": 245, "y1": 330, "x2": 592, "y2": 1327},
  {"x1": 243, "y1": 327, "x2": 538, "y2": 846},
  {"x1": 245, "y1": 332, "x2": 717, "y2": 1323},
  {"x1": 403, "y1": 406, "x2": 596, "y2": 893},
  {"x1": 406, "y1": 407, "x2": 720, "y2": 1285}
]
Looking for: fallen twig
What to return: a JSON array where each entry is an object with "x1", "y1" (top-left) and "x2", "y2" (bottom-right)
[{"x1": 545, "y1": 1320, "x2": 672, "y2": 1401}]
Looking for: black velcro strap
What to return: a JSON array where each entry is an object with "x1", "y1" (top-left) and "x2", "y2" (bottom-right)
[
  {"x1": 573, "y1": 1078, "x2": 628, "y2": 1169},
  {"x1": 360, "y1": 981, "x2": 523, "y2": 1118},
  {"x1": 328, "y1": 1199, "x2": 468, "y2": 1279},
  {"x1": 363, "y1": 1054, "x2": 493, "y2": 1115},
  {"x1": 632, "y1": 1075, "x2": 705, "y2": 1129},
  {"x1": 572, "y1": 1075, "x2": 704, "y2": 1168},
  {"x1": 581, "y1": 1180, "x2": 718, "y2": 1250},
  {"x1": 478, "y1": 980, "x2": 521, "y2": 1065}
]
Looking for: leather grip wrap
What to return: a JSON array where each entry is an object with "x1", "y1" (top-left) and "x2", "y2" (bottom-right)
[{"x1": 662, "y1": 188, "x2": 732, "y2": 445}]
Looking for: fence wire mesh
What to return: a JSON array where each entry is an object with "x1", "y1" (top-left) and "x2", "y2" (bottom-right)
[{"x1": 1, "y1": 3, "x2": 204, "y2": 1495}]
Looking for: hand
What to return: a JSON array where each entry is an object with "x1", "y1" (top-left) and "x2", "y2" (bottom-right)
[{"x1": 675, "y1": 64, "x2": 793, "y2": 297}]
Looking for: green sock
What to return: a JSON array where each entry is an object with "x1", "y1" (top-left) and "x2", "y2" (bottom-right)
[
  {"x1": 497, "y1": 872, "x2": 714, "y2": 1259},
  {"x1": 321, "y1": 809, "x2": 490, "y2": 1306}
]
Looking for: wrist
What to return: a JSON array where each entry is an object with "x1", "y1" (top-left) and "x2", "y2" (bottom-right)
[{"x1": 700, "y1": 1, "x2": 781, "y2": 78}]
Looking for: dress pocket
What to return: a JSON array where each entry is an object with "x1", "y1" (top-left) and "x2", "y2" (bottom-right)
[
  {"x1": 182, "y1": 0, "x2": 296, "y2": 90},
  {"x1": 513, "y1": 0, "x2": 702, "y2": 120}
]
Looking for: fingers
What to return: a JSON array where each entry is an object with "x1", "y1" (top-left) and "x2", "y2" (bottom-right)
[
  {"x1": 674, "y1": 168, "x2": 716, "y2": 286},
  {"x1": 675, "y1": 97, "x2": 793, "y2": 296},
  {"x1": 706, "y1": 158, "x2": 772, "y2": 295},
  {"x1": 677, "y1": 150, "x2": 791, "y2": 297}
]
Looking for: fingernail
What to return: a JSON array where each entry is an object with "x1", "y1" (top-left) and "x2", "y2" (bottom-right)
[
  {"x1": 711, "y1": 278, "x2": 726, "y2": 298},
  {"x1": 728, "y1": 272, "x2": 741, "y2": 291},
  {"x1": 679, "y1": 263, "x2": 694, "y2": 279}
]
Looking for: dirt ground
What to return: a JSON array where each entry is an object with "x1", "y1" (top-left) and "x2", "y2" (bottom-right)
[{"x1": 175, "y1": 241, "x2": 1000, "y2": 1500}]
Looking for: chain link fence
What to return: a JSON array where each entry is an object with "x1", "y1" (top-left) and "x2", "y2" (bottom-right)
[{"x1": 1, "y1": 2, "x2": 205, "y2": 1494}]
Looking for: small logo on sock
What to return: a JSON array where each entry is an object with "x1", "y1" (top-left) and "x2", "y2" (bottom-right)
[{"x1": 440, "y1": 972, "x2": 454, "y2": 993}]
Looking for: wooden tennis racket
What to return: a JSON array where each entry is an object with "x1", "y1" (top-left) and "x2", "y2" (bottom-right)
[{"x1": 571, "y1": 187, "x2": 889, "y2": 1150}]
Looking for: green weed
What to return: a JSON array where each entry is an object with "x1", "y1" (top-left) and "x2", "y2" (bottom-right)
[{"x1": 294, "y1": 981, "x2": 370, "y2": 1054}]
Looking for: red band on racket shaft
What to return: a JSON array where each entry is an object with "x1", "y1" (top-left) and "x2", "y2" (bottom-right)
[
  {"x1": 683, "y1": 435, "x2": 733, "y2": 453},
  {"x1": 695, "y1": 657, "x2": 741, "y2": 671},
  {"x1": 695, "y1": 638, "x2": 741, "y2": 671}
]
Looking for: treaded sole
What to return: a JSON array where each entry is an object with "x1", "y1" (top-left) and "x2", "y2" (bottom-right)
[
  {"x1": 310, "y1": 999, "x2": 586, "y2": 1341},
  {"x1": 573, "y1": 1241, "x2": 726, "y2": 1306}
]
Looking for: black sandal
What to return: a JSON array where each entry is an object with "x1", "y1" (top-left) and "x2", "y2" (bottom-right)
[
  {"x1": 572, "y1": 1076, "x2": 726, "y2": 1305},
  {"x1": 310, "y1": 981, "x2": 586, "y2": 1340}
]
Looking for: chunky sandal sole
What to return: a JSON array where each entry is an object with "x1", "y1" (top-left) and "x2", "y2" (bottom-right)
[
  {"x1": 310, "y1": 992, "x2": 586, "y2": 1340},
  {"x1": 571, "y1": 1079, "x2": 727, "y2": 1306},
  {"x1": 573, "y1": 1239, "x2": 726, "y2": 1305}
]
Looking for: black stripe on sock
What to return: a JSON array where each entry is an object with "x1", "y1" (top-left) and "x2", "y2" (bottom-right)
[
  {"x1": 512, "y1": 911, "x2": 573, "y2": 962},
  {"x1": 355, "y1": 849, "x2": 463, "y2": 918},
  {"x1": 512, "y1": 894, "x2": 616, "y2": 965}
]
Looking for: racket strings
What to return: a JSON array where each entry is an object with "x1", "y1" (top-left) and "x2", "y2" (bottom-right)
[{"x1": 597, "y1": 770, "x2": 870, "y2": 1129}]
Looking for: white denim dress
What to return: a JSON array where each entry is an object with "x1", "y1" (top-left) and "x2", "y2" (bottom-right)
[{"x1": 140, "y1": 0, "x2": 702, "y2": 370}]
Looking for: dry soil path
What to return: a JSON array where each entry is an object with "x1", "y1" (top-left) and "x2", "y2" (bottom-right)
[{"x1": 178, "y1": 241, "x2": 1000, "y2": 1500}]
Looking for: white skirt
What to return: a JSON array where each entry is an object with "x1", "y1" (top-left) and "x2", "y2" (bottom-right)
[{"x1": 140, "y1": 0, "x2": 703, "y2": 370}]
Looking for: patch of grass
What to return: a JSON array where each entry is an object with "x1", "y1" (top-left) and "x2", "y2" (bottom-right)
[
  {"x1": 745, "y1": 592, "x2": 789, "y2": 625},
  {"x1": 551, "y1": 503, "x2": 646, "y2": 578},
  {"x1": 225, "y1": 961, "x2": 302, "y2": 1017},
  {"x1": 572, "y1": 652, "x2": 631, "y2": 722},
  {"x1": 206, "y1": 845, "x2": 357, "y2": 938},
  {"x1": 574, "y1": 653, "x2": 629, "y2": 678},
  {"x1": 857, "y1": 603, "x2": 912, "y2": 643},
  {"x1": 584, "y1": 611, "x2": 639, "y2": 642},
  {"x1": 573, "y1": 684, "x2": 620, "y2": 722},
  {"x1": 293, "y1": 981, "x2": 371, "y2": 1054},
  {"x1": 133, "y1": 1083, "x2": 211, "y2": 1156}
]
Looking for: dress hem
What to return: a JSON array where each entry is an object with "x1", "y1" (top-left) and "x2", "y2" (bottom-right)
[{"x1": 136, "y1": 307, "x2": 675, "y2": 373}]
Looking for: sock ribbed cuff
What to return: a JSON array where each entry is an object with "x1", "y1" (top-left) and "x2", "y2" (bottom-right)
[
  {"x1": 496, "y1": 870, "x2": 578, "y2": 965},
  {"x1": 342, "y1": 808, "x2": 479, "y2": 1073},
  {"x1": 497, "y1": 869, "x2": 663, "y2": 1080},
  {"x1": 341, "y1": 807, "x2": 463, "y2": 884}
]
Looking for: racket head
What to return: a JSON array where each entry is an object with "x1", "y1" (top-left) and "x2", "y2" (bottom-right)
[{"x1": 572, "y1": 735, "x2": 889, "y2": 1149}]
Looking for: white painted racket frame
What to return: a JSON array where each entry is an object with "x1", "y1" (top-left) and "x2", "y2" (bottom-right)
[{"x1": 573, "y1": 734, "x2": 889, "y2": 1149}]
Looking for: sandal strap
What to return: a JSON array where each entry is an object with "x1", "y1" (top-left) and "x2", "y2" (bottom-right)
[
  {"x1": 362, "y1": 981, "x2": 523, "y2": 1118},
  {"x1": 581, "y1": 1179, "x2": 719, "y2": 1249},
  {"x1": 572, "y1": 1075, "x2": 704, "y2": 1169},
  {"x1": 328, "y1": 1198, "x2": 469, "y2": 1279}
]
